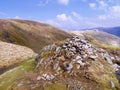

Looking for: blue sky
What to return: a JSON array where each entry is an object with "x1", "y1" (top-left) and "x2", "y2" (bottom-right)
[{"x1": 0, "y1": 0, "x2": 120, "y2": 30}]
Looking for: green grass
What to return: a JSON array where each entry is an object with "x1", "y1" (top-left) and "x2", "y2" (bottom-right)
[
  {"x1": 100, "y1": 45, "x2": 120, "y2": 50},
  {"x1": 0, "y1": 58, "x2": 36, "y2": 90}
]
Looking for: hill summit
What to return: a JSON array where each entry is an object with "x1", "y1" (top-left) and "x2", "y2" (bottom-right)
[{"x1": 12, "y1": 36, "x2": 120, "y2": 90}]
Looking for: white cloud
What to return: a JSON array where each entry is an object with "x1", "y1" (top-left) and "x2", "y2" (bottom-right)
[
  {"x1": 45, "y1": 0, "x2": 120, "y2": 29},
  {"x1": 57, "y1": 14, "x2": 68, "y2": 21},
  {"x1": 46, "y1": 4, "x2": 120, "y2": 30},
  {"x1": 98, "y1": 1, "x2": 107, "y2": 7},
  {"x1": 110, "y1": 5, "x2": 120, "y2": 14},
  {"x1": 98, "y1": 15, "x2": 106, "y2": 20},
  {"x1": 98, "y1": 5, "x2": 120, "y2": 20},
  {"x1": 89, "y1": 3, "x2": 96, "y2": 9},
  {"x1": 46, "y1": 12, "x2": 99, "y2": 29},
  {"x1": 58, "y1": 0, "x2": 69, "y2": 5},
  {"x1": 108, "y1": 0, "x2": 120, "y2": 4},
  {"x1": 56, "y1": 13, "x2": 76, "y2": 23},
  {"x1": 46, "y1": 13, "x2": 77, "y2": 29},
  {"x1": 14, "y1": 16, "x2": 21, "y2": 19},
  {"x1": 72, "y1": 12, "x2": 82, "y2": 20},
  {"x1": 92, "y1": 0, "x2": 108, "y2": 10}
]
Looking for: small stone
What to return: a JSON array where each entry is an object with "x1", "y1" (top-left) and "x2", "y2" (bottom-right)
[
  {"x1": 56, "y1": 46, "x2": 61, "y2": 54},
  {"x1": 50, "y1": 75, "x2": 55, "y2": 80},
  {"x1": 76, "y1": 64, "x2": 80, "y2": 69},
  {"x1": 82, "y1": 54, "x2": 87, "y2": 59},
  {"x1": 98, "y1": 48, "x2": 106, "y2": 53},
  {"x1": 89, "y1": 55, "x2": 97, "y2": 60},
  {"x1": 110, "y1": 80, "x2": 115, "y2": 88},
  {"x1": 72, "y1": 59, "x2": 76, "y2": 62},
  {"x1": 88, "y1": 48, "x2": 93, "y2": 53},
  {"x1": 76, "y1": 55, "x2": 82, "y2": 60},
  {"x1": 80, "y1": 39, "x2": 87, "y2": 44},
  {"x1": 76, "y1": 60, "x2": 85, "y2": 66},
  {"x1": 104, "y1": 53, "x2": 113, "y2": 64},
  {"x1": 62, "y1": 63, "x2": 73, "y2": 71},
  {"x1": 62, "y1": 45, "x2": 67, "y2": 49},
  {"x1": 53, "y1": 61, "x2": 59, "y2": 70},
  {"x1": 69, "y1": 47, "x2": 76, "y2": 52},
  {"x1": 75, "y1": 38, "x2": 81, "y2": 42},
  {"x1": 46, "y1": 75, "x2": 50, "y2": 80},
  {"x1": 17, "y1": 83, "x2": 23, "y2": 87},
  {"x1": 42, "y1": 74, "x2": 55, "y2": 80},
  {"x1": 58, "y1": 56, "x2": 65, "y2": 61},
  {"x1": 65, "y1": 42, "x2": 69, "y2": 45},
  {"x1": 67, "y1": 44, "x2": 71, "y2": 48},
  {"x1": 56, "y1": 67, "x2": 61, "y2": 72},
  {"x1": 37, "y1": 76, "x2": 41, "y2": 81},
  {"x1": 80, "y1": 51, "x2": 85, "y2": 55},
  {"x1": 42, "y1": 74, "x2": 47, "y2": 78},
  {"x1": 115, "y1": 56, "x2": 120, "y2": 61},
  {"x1": 111, "y1": 56, "x2": 115, "y2": 60},
  {"x1": 112, "y1": 64, "x2": 119, "y2": 71},
  {"x1": 69, "y1": 41, "x2": 73, "y2": 44}
]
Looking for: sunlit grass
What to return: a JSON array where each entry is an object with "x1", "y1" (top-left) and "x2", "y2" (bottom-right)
[
  {"x1": 0, "y1": 58, "x2": 36, "y2": 90},
  {"x1": 100, "y1": 45, "x2": 120, "y2": 50}
]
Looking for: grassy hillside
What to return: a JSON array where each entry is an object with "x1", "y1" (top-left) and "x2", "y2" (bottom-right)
[
  {"x1": 0, "y1": 58, "x2": 36, "y2": 90},
  {"x1": 0, "y1": 19, "x2": 72, "y2": 53},
  {"x1": 0, "y1": 41, "x2": 36, "y2": 74}
]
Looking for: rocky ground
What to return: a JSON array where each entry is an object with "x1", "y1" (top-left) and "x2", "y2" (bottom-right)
[{"x1": 11, "y1": 36, "x2": 120, "y2": 90}]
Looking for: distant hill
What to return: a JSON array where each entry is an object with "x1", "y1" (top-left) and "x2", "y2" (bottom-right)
[
  {"x1": 92, "y1": 27, "x2": 120, "y2": 37},
  {"x1": 0, "y1": 19, "x2": 72, "y2": 53},
  {"x1": 69, "y1": 30, "x2": 120, "y2": 48}
]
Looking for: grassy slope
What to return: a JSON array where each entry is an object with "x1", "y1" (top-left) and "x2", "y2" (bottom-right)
[
  {"x1": 0, "y1": 58, "x2": 67, "y2": 90},
  {"x1": 0, "y1": 41, "x2": 36, "y2": 68},
  {"x1": 0, "y1": 58, "x2": 36, "y2": 90},
  {"x1": 0, "y1": 19, "x2": 72, "y2": 53}
]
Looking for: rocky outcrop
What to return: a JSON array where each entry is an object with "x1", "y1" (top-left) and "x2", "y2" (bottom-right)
[{"x1": 33, "y1": 36, "x2": 120, "y2": 90}]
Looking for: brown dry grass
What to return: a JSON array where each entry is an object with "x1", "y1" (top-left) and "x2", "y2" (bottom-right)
[
  {"x1": 0, "y1": 19, "x2": 72, "y2": 53},
  {"x1": 0, "y1": 41, "x2": 36, "y2": 68}
]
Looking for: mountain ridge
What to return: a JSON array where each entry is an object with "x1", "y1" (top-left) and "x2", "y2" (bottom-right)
[
  {"x1": 77, "y1": 26, "x2": 120, "y2": 37},
  {"x1": 69, "y1": 30, "x2": 120, "y2": 48},
  {"x1": 0, "y1": 19, "x2": 72, "y2": 53}
]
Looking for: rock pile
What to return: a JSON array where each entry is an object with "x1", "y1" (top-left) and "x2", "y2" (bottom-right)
[{"x1": 35, "y1": 36, "x2": 120, "y2": 89}]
